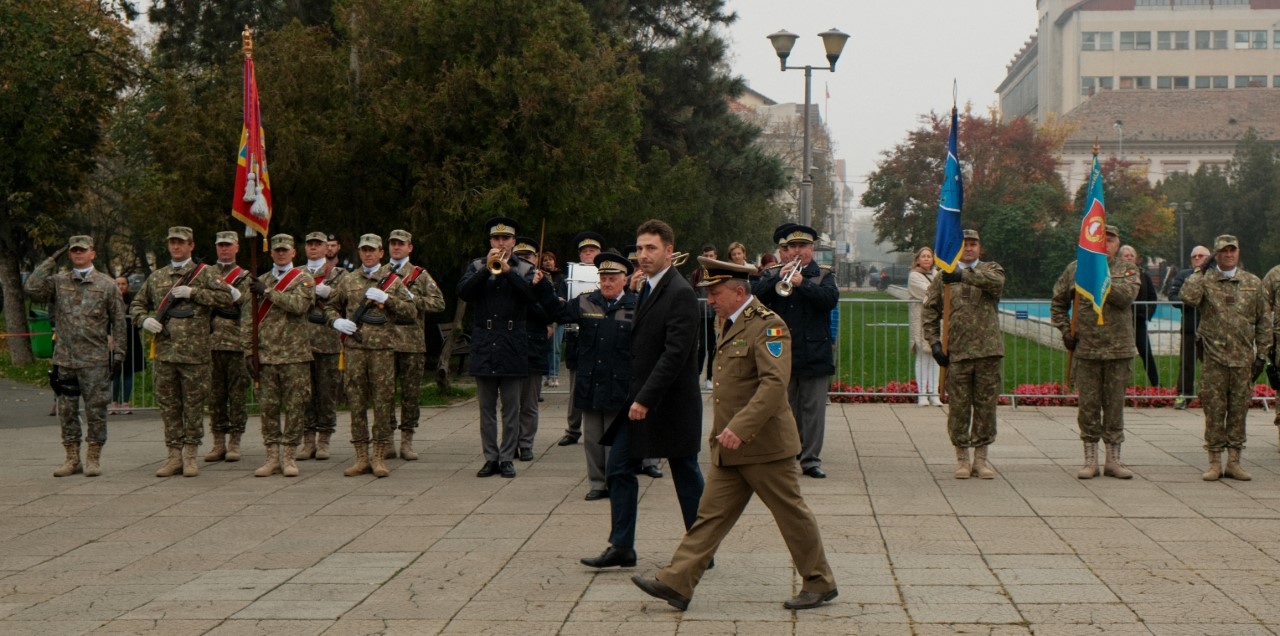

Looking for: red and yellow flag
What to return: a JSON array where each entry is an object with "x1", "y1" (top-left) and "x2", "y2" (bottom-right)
[{"x1": 231, "y1": 47, "x2": 272, "y2": 236}]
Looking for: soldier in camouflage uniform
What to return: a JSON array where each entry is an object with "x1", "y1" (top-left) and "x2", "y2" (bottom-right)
[
  {"x1": 923, "y1": 229, "x2": 1005, "y2": 479},
  {"x1": 205, "y1": 231, "x2": 253, "y2": 463},
  {"x1": 384, "y1": 229, "x2": 446, "y2": 460},
  {"x1": 1050, "y1": 225, "x2": 1141, "y2": 480},
  {"x1": 1260, "y1": 258, "x2": 1280, "y2": 451},
  {"x1": 24, "y1": 235, "x2": 127, "y2": 477},
  {"x1": 130, "y1": 226, "x2": 234, "y2": 477},
  {"x1": 300, "y1": 231, "x2": 346, "y2": 460},
  {"x1": 243, "y1": 235, "x2": 315, "y2": 477},
  {"x1": 1180, "y1": 234, "x2": 1270, "y2": 481},
  {"x1": 324, "y1": 233, "x2": 413, "y2": 477}
]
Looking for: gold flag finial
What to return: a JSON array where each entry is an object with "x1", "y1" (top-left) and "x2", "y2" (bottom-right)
[
  {"x1": 242, "y1": 25, "x2": 253, "y2": 58},
  {"x1": 1092, "y1": 139, "x2": 1099, "y2": 157}
]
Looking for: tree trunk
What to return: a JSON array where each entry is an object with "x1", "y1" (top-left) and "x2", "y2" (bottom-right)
[{"x1": 0, "y1": 250, "x2": 34, "y2": 365}]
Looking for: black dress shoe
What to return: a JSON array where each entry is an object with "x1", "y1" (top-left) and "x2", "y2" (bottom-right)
[
  {"x1": 557, "y1": 434, "x2": 580, "y2": 446},
  {"x1": 783, "y1": 588, "x2": 838, "y2": 610},
  {"x1": 639, "y1": 465, "x2": 663, "y2": 478},
  {"x1": 584, "y1": 489, "x2": 609, "y2": 501},
  {"x1": 518, "y1": 448, "x2": 534, "y2": 462},
  {"x1": 476, "y1": 460, "x2": 500, "y2": 478},
  {"x1": 500, "y1": 461, "x2": 516, "y2": 478},
  {"x1": 581, "y1": 546, "x2": 636, "y2": 568},
  {"x1": 707, "y1": 557, "x2": 715, "y2": 570},
  {"x1": 631, "y1": 575, "x2": 689, "y2": 611},
  {"x1": 803, "y1": 466, "x2": 827, "y2": 479}
]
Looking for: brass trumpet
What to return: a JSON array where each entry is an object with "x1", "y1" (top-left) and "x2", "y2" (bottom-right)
[
  {"x1": 775, "y1": 256, "x2": 802, "y2": 297},
  {"x1": 671, "y1": 251, "x2": 689, "y2": 267},
  {"x1": 487, "y1": 249, "x2": 509, "y2": 275}
]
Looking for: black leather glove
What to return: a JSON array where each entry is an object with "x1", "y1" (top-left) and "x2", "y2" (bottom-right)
[
  {"x1": 1199, "y1": 254, "x2": 1216, "y2": 273},
  {"x1": 941, "y1": 269, "x2": 964, "y2": 284},
  {"x1": 1062, "y1": 333, "x2": 1077, "y2": 351},
  {"x1": 249, "y1": 280, "x2": 267, "y2": 297},
  {"x1": 931, "y1": 343, "x2": 950, "y2": 368},
  {"x1": 1252, "y1": 356, "x2": 1266, "y2": 382},
  {"x1": 110, "y1": 358, "x2": 123, "y2": 376}
]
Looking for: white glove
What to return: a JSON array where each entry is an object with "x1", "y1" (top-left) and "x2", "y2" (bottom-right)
[
  {"x1": 170, "y1": 285, "x2": 193, "y2": 299},
  {"x1": 314, "y1": 283, "x2": 332, "y2": 299},
  {"x1": 332, "y1": 318, "x2": 358, "y2": 335},
  {"x1": 227, "y1": 286, "x2": 242, "y2": 302},
  {"x1": 142, "y1": 317, "x2": 164, "y2": 334},
  {"x1": 365, "y1": 287, "x2": 389, "y2": 304}
]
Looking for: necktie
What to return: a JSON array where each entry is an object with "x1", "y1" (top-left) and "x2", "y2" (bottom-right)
[
  {"x1": 723, "y1": 318, "x2": 733, "y2": 332},
  {"x1": 638, "y1": 283, "x2": 651, "y2": 307}
]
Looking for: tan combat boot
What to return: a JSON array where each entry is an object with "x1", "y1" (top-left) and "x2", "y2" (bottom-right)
[
  {"x1": 84, "y1": 443, "x2": 103, "y2": 477},
  {"x1": 53, "y1": 443, "x2": 82, "y2": 478},
  {"x1": 343, "y1": 443, "x2": 371, "y2": 476},
  {"x1": 953, "y1": 447, "x2": 971, "y2": 479},
  {"x1": 371, "y1": 441, "x2": 391, "y2": 478},
  {"x1": 1077, "y1": 442, "x2": 1100, "y2": 479},
  {"x1": 254, "y1": 445, "x2": 281, "y2": 477},
  {"x1": 1224, "y1": 448, "x2": 1252, "y2": 481},
  {"x1": 282, "y1": 445, "x2": 299, "y2": 477},
  {"x1": 298, "y1": 432, "x2": 316, "y2": 461},
  {"x1": 182, "y1": 445, "x2": 200, "y2": 477},
  {"x1": 972, "y1": 446, "x2": 996, "y2": 479},
  {"x1": 156, "y1": 447, "x2": 183, "y2": 477},
  {"x1": 1103, "y1": 444, "x2": 1134, "y2": 479},
  {"x1": 400, "y1": 430, "x2": 419, "y2": 461},
  {"x1": 1202, "y1": 451, "x2": 1222, "y2": 481},
  {"x1": 315, "y1": 432, "x2": 332, "y2": 460},
  {"x1": 204, "y1": 433, "x2": 227, "y2": 462},
  {"x1": 225, "y1": 432, "x2": 242, "y2": 462},
  {"x1": 384, "y1": 435, "x2": 397, "y2": 460}
]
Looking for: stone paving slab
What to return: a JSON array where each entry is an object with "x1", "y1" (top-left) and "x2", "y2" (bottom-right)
[{"x1": 6, "y1": 396, "x2": 1280, "y2": 632}]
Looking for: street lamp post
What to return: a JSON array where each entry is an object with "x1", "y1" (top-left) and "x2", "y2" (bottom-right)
[
  {"x1": 767, "y1": 28, "x2": 850, "y2": 229},
  {"x1": 1179, "y1": 201, "x2": 1192, "y2": 269}
]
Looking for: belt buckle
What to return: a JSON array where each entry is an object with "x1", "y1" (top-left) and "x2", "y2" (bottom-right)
[{"x1": 486, "y1": 319, "x2": 493, "y2": 330}]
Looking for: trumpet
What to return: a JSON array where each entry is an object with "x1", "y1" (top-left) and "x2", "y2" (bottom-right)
[
  {"x1": 672, "y1": 251, "x2": 689, "y2": 267},
  {"x1": 775, "y1": 256, "x2": 802, "y2": 297},
  {"x1": 487, "y1": 249, "x2": 509, "y2": 275}
]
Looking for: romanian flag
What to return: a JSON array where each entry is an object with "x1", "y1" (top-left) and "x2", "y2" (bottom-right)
[
  {"x1": 1074, "y1": 153, "x2": 1111, "y2": 325},
  {"x1": 231, "y1": 49, "x2": 271, "y2": 236},
  {"x1": 933, "y1": 107, "x2": 964, "y2": 273}
]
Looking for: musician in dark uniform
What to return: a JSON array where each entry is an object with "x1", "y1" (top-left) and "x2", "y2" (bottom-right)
[{"x1": 558, "y1": 231, "x2": 604, "y2": 447}]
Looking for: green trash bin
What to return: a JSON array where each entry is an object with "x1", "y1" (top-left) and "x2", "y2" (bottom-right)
[{"x1": 29, "y1": 309, "x2": 53, "y2": 359}]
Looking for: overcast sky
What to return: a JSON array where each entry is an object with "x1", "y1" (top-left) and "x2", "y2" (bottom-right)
[{"x1": 722, "y1": 0, "x2": 1040, "y2": 206}]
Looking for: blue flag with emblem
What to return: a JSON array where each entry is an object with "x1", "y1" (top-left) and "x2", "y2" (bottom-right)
[
  {"x1": 933, "y1": 106, "x2": 964, "y2": 273},
  {"x1": 1074, "y1": 152, "x2": 1111, "y2": 325}
]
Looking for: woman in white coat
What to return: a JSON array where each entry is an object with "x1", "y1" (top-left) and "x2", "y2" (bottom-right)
[{"x1": 907, "y1": 247, "x2": 941, "y2": 406}]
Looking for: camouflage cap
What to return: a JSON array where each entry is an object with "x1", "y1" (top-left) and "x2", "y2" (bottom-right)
[
  {"x1": 304, "y1": 231, "x2": 327, "y2": 243},
  {"x1": 215, "y1": 231, "x2": 239, "y2": 245},
  {"x1": 167, "y1": 226, "x2": 194, "y2": 241},
  {"x1": 358, "y1": 233, "x2": 382, "y2": 249},
  {"x1": 68, "y1": 235, "x2": 93, "y2": 250},
  {"x1": 389, "y1": 229, "x2": 412, "y2": 244},
  {"x1": 270, "y1": 234, "x2": 295, "y2": 250},
  {"x1": 1215, "y1": 234, "x2": 1240, "y2": 251},
  {"x1": 1105, "y1": 224, "x2": 1119, "y2": 237},
  {"x1": 962, "y1": 229, "x2": 980, "y2": 241}
]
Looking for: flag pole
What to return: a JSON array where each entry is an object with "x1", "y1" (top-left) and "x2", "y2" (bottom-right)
[
  {"x1": 1067, "y1": 139, "x2": 1102, "y2": 388},
  {"x1": 938, "y1": 94, "x2": 959, "y2": 400},
  {"x1": 242, "y1": 25, "x2": 261, "y2": 386}
]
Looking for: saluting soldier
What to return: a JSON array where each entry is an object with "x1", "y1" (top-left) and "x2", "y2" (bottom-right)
[
  {"x1": 300, "y1": 231, "x2": 346, "y2": 460},
  {"x1": 385, "y1": 229, "x2": 446, "y2": 460},
  {"x1": 1180, "y1": 234, "x2": 1270, "y2": 481},
  {"x1": 923, "y1": 229, "x2": 1005, "y2": 479},
  {"x1": 324, "y1": 233, "x2": 413, "y2": 477},
  {"x1": 205, "y1": 231, "x2": 253, "y2": 463},
  {"x1": 558, "y1": 230, "x2": 605, "y2": 447},
  {"x1": 24, "y1": 235, "x2": 127, "y2": 477},
  {"x1": 130, "y1": 226, "x2": 234, "y2": 477},
  {"x1": 242, "y1": 235, "x2": 315, "y2": 477},
  {"x1": 1050, "y1": 225, "x2": 1141, "y2": 480}
]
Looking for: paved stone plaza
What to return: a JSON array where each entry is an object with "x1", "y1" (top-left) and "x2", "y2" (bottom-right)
[{"x1": 3, "y1": 387, "x2": 1280, "y2": 635}]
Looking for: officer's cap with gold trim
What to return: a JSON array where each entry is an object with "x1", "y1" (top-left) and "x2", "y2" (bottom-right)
[
  {"x1": 623, "y1": 244, "x2": 638, "y2": 263},
  {"x1": 962, "y1": 229, "x2": 980, "y2": 241},
  {"x1": 695, "y1": 256, "x2": 753, "y2": 287},
  {"x1": 594, "y1": 252, "x2": 633, "y2": 277},
  {"x1": 485, "y1": 216, "x2": 519, "y2": 237},
  {"x1": 305, "y1": 231, "x2": 327, "y2": 243},
  {"x1": 389, "y1": 229, "x2": 412, "y2": 244},
  {"x1": 573, "y1": 231, "x2": 605, "y2": 253},
  {"x1": 1105, "y1": 224, "x2": 1119, "y2": 237},
  {"x1": 270, "y1": 234, "x2": 295, "y2": 250},
  {"x1": 773, "y1": 223, "x2": 798, "y2": 246},
  {"x1": 783, "y1": 225, "x2": 818, "y2": 245},
  {"x1": 513, "y1": 236, "x2": 539, "y2": 255},
  {"x1": 358, "y1": 233, "x2": 383, "y2": 249},
  {"x1": 1215, "y1": 234, "x2": 1239, "y2": 251},
  {"x1": 68, "y1": 235, "x2": 94, "y2": 250},
  {"x1": 214, "y1": 231, "x2": 239, "y2": 245},
  {"x1": 167, "y1": 226, "x2": 194, "y2": 242}
]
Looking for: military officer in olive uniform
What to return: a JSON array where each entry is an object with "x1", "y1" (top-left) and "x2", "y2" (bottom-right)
[
  {"x1": 1050, "y1": 225, "x2": 1141, "y2": 480},
  {"x1": 324, "y1": 233, "x2": 413, "y2": 477},
  {"x1": 300, "y1": 231, "x2": 346, "y2": 460},
  {"x1": 130, "y1": 226, "x2": 235, "y2": 477},
  {"x1": 385, "y1": 229, "x2": 446, "y2": 460},
  {"x1": 631, "y1": 257, "x2": 837, "y2": 612},
  {"x1": 205, "y1": 231, "x2": 253, "y2": 463},
  {"x1": 1180, "y1": 234, "x2": 1270, "y2": 481},
  {"x1": 558, "y1": 230, "x2": 605, "y2": 447},
  {"x1": 25, "y1": 235, "x2": 127, "y2": 477},
  {"x1": 243, "y1": 235, "x2": 315, "y2": 477},
  {"x1": 923, "y1": 229, "x2": 1005, "y2": 479}
]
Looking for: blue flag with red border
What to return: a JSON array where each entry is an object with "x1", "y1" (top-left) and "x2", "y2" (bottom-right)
[
  {"x1": 933, "y1": 108, "x2": 964, "y2": 273},
  {"x1": 1075, "y1": 155, "x2": 1111, "y2": 325}
]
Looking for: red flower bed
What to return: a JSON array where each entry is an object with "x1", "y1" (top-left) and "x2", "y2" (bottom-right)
[{"x1": 828, "y1": 380, "x2": 1276, "y2": 408}]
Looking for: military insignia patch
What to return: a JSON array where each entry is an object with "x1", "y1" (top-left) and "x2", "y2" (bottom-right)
[
  {"x1": 766, "y1": 327, "x2": 784, "y2": 336},
  {"x1": 766, "y1": 342, "x2": 783, "y2": 358}
]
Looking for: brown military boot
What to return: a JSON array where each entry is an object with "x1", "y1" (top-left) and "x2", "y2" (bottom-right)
[
  {"x1": 1202, "y1": 451, "x2": 1222, "y2": 481},
  {"x1": 224, "y1": 432, "x2": 242, "y2": 462},
  {"x1": 371, "y1": 442, "x2": 391, "y2": 478},
  {"x1": 53, "y1": 443, "x2": 82, "y2": 478},
  {"x1": 156, "y1": 447, "x2": 183, "y2": 477},
  {"x1": 282, "y1": 445, "x2": 299, "y2": 477},
  {"x1": 204, "y1": 433, "x2": 227, "y2": 462},
  {"x1": 1077, "y1": 442, "x2": 1100, "y2": 479},
  {"x1": 84, "y1": 443, "x2": 103, "y2": 477},
  {"x1": 384, "y1": 435, "x2": 397, "y2": 460},
  {"x1": 182, "y1": 445, "x2": 199, "y2": 477},
  {"x1": 343, "y1": 443, "x2": 371, "y2": 476},
  {"x1": 315, "y1": 432, "x2": 332, "y2": 460},
  {"x1": 298, "y1": 432, "x2": 316, "y2": 461},
  {"x1": 254, "y1": 444, "x2": 281, "y2": 477},
  {"x1": 1103, "y1": 444, "x2": 1134, "y2": 479},
  {"x1": 953, "y1": 447, "x2": 971, "y2": 479},
  {"x1": 400, "y1": 430, "x2": 419, "y2": 461},
  {"x1": 1224, "y1": 448, "x2": 1252, "y2": 481},
  {"x1": 972, "y1": 446, "x2": 996, "y2": 479}
]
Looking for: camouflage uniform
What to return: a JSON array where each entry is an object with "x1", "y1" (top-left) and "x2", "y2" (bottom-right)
[
  {"x1": 24, "y1": 244, "x2": 126, "y2": 477},
  {"x1": 303, "y1": 257, "x2": 346, "y2": 458},
  {"x1": 386, "y1": 250, "x2": 446, "y2": 457},
  {"x1": 923, "y1": 260, "x2": 1005, "y2": 449},
  {"x1": 1261, "y1": 264, "x2": 1280, "y2": 434},
  {"x1": 208, "y1": 259, "x2": 253, "y2": 454}
]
